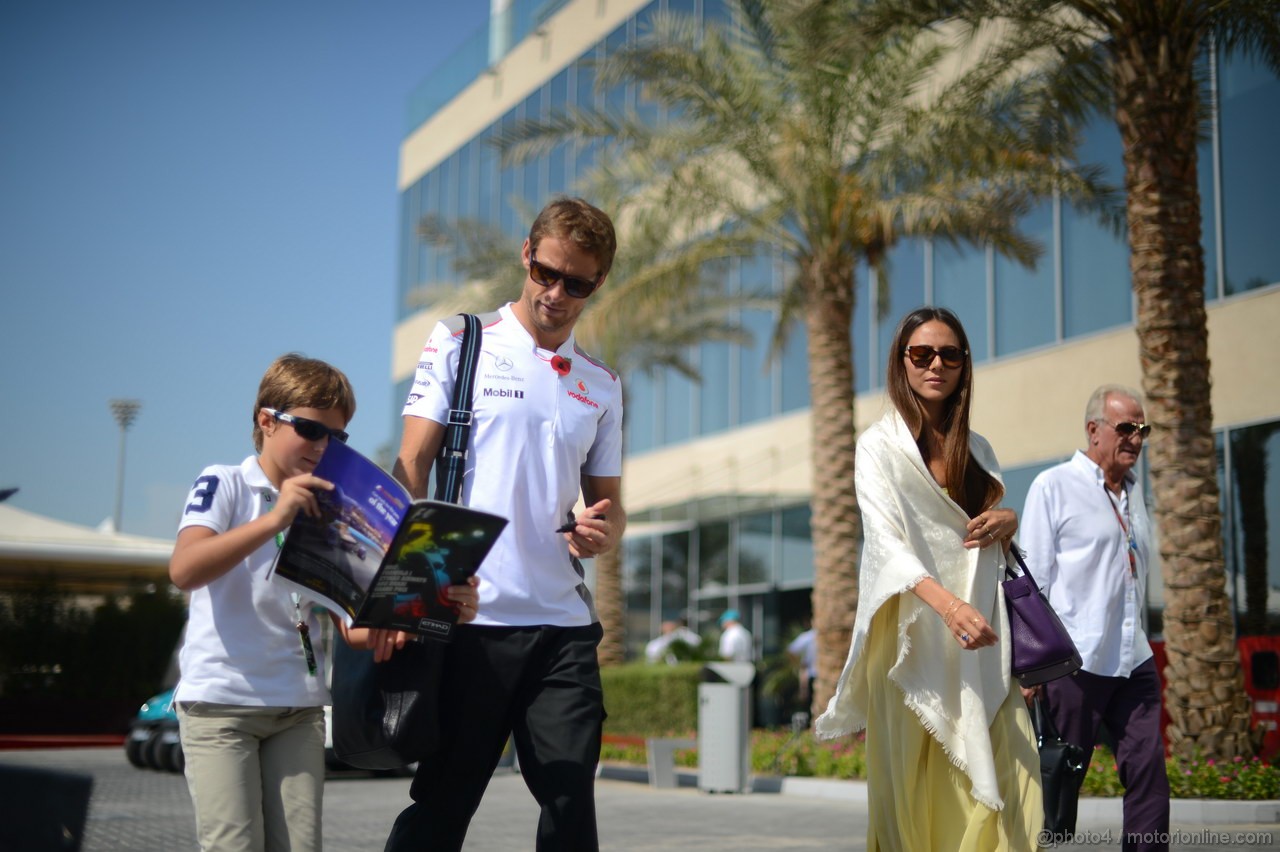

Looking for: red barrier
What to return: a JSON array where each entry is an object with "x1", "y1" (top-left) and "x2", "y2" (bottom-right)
[{"x1": 1151, "y1": 636, "x2": 1280, "y2": 760}]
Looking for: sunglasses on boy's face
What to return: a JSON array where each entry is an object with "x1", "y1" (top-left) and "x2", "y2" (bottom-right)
[
  {"x1": 903, "y1": 344, "x2": 967, "y2": 370},
  {"x1": 1103, "y1": 420, "x2": 1152, "y2": 439},
  {"x1": 528, "y1": 250, "x2": 601, "y2": 299},
  {"x1": 264, "y1": 408, "x2": 348, "y2": 444}
]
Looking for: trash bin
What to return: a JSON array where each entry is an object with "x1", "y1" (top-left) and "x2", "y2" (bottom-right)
[{"x1": 697, "y1": 662, "x2": 755, "y2": 793}]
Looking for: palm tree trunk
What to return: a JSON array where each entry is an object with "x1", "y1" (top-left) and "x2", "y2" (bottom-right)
[
  {"x1": 1109, "y1": 18, "x2": 1251, "y2": 758},
  {"x1": 595, "y1": 545, "x2": 626, "y2": 666},
  {"x1": 804, "y1": 254, "x2": 863, "y2": 719}
]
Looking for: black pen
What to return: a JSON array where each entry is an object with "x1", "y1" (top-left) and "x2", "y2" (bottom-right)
[{"x1": 555, "y1": 514, "x2": 602, "y2": 533}]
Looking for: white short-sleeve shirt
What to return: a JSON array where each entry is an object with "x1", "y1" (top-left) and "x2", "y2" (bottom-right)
[
  {"x1": 174, "y1": 455, "x2": 331, "y2": 707},
  {"x1": 402, "y1": 304, "x2": 624, "y2": 627}
]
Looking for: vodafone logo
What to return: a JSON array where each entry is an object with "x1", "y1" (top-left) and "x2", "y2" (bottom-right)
[
  {"x1": 567, "y1": 390, "x2": 599, "y2": 409},
  {"x1": 575, "y1": 380, "x2": 589, "y2": 395}
]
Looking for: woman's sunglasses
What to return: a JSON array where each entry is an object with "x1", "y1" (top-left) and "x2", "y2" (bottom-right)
[
  {"x1": 264, "y1": 408, "x2": 348, "y2": 443},
  {"x1": 1105, "y1": 420, "x2": 1152, "y2": 439},
  {"x1": 903, "y1": 345, "x2": 967, "y2": 369},
  {"x1": 529, "y1": 250, "x2": 600, "y2": 299}
]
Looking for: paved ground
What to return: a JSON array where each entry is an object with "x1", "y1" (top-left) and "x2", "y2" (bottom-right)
[{"x1": 1, "y1": 747, "x2": 1277, "y2": 851}]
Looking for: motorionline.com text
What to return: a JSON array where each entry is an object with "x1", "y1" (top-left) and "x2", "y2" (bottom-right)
[{"x1": 1040, "y1": 828, "x2": 1275, "y2": 846}]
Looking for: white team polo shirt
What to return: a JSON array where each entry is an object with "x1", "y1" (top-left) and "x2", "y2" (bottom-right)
[
  {"x1": 175, "y1": 455, "x2": 331, "y2": 707},
  {"x1": 402, "y1": 303, "x2": 624, "y2": 627}
]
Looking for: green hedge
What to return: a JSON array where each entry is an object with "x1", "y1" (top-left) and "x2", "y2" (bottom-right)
[{"x1": 601, "y1": 662, "x2": 700, "y2": 736}]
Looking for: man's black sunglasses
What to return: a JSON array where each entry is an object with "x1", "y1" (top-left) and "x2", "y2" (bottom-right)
[
  {"x1": 264, "y1": 408, "x2": 348, "y2": 443},
  {"x1": 529, "y1": 250, "x2": 601, "y2": 299}
]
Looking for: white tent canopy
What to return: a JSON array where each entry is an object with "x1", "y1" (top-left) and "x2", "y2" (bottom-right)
[{"x1": 0, "y1": 504, "x2": 173, "y2": 594}]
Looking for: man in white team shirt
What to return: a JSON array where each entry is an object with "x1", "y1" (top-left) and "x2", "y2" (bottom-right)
[{"x1": 383, "y1": 197, "x2": 625, "y2": 852}]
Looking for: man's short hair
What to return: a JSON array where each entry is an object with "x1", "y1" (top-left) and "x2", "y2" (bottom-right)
[
  {"x1": 253, "y1": 353, "x2": 356, "y2": 451},
  {"x1": 527, "y1": 197, "x2": 617, "y2": 278},
  {"x1": 1084, "y1": 384, "x2": 1143, "y2": 432}
]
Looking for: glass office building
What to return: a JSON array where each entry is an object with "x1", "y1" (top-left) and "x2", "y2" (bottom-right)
[{"x1": 394, "y1": 0, "x2": 1280, "y2": 663}]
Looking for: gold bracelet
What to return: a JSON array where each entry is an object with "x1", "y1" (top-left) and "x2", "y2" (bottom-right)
[{"x1": 942, "y1": 598, "x2": 964, "y2": 627}]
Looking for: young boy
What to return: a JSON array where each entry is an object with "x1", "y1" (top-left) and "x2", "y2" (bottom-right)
[{"x1": 169, "y1": 353, "x2": 475, "y2": 852}]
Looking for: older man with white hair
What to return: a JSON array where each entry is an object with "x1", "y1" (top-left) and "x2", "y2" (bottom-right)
[{"x1": 1021, "y1": 384, "x2": 1169, "y2": 852}]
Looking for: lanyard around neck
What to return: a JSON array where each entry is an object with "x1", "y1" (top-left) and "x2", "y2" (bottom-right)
[{"x1": 1103, "y1": 483, "x2": 1137, "y2": 578}]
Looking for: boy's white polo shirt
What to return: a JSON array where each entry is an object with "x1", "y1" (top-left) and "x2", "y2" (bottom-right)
[
  {"x1": 175, "y1": 455, "x2": 331, "y2": 707},
  {"x1": 403, "y1": 304, "x2": 623, "y2": 628}
]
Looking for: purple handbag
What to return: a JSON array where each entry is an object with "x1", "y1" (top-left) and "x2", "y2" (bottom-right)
[{"x1": 1002, "y1": 545, "x2": 1082, "y2": 687}]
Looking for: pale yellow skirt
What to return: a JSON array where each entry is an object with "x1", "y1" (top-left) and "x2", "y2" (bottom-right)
[{"x1": 864, "y1": 597, "x2": 1043, "y2": 852}]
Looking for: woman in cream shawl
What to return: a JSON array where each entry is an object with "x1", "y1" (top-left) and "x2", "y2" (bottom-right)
[{"x1": 816, "y1": 307, "x2": 1042, "y2": 850}]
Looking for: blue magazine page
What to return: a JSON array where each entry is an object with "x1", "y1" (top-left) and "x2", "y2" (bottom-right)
[{"x1": 270, "y1": 439, "x2": 506, "y2": 640}]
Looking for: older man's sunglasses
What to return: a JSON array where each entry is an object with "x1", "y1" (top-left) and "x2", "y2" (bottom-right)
[
  {"x1": 529, "y1": 250, "x2": 600, "y2": 299},
  {"x1": 1105, "y1": 420, "x2": 1152, "y2": 439},
  {"x1": 903, "y1": 344, "x2": 967, "y2": 369},
  {"x1": 264, "y1": 408, "x2": 348, "y2": 443}
]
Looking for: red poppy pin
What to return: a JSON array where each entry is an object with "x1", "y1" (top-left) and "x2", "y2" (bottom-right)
[{"x1": 551, "y1": 355, "x2": 572, "y2": 376}]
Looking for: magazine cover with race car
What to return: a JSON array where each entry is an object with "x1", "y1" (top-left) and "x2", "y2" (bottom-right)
[{"x1": 269, "y1": 438, "x2": 506, "y2": 641}]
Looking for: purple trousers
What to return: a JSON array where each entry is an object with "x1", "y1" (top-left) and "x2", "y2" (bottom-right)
[{"x1": 1043, "y1": 657, "x2": 1170, "y2": 852}]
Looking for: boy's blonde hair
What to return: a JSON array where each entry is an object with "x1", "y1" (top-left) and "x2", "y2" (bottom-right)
[{"x1": 252, "y1": 353, "x2": 356, "y2": 451}]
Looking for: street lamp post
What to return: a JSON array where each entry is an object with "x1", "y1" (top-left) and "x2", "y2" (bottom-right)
[{"x1": 109, "y1": 399, "x2": 142, "y2": 533}]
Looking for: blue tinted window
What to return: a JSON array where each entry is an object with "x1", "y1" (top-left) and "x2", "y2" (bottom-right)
[
  {"x1": 852, "y1": 260, "x2": 873, "y2": 392},
  {"x1": 1226, "y1": 420, "x2": 1280, "y2": 634},
  {"x1": 522, "y1": 92, "x2": 544, "y2": 206},
  {"x1": 699, "y1": 339, "x2": 731, "y2": 435},
  {"x1": 626, "y1": 369, "x2": 656, "y2": 452},
  {"x1": 663, "y1": 361, "x2": 694, "y2": 444},
  {"x1": 780, "y1": 317, "x2": 809, "y2": 412},
  {"x1": 499, "y1": 110, "x2": 519, "y2": 235},
  {"x1": 548, "y1": 70, "x2": 570, "y2": 194},
  {"x1": 661, "y1": 531, "x2": 692, "y2": 620},
  {"x1": 875, "y1": 240, "x2": 926, "y2": 373},
  {"x1": 477, "y1": 133, "x2": 495, "y2": 223},
  {"x1": 622, "y1": 537, "x2": 654, "y2": 655},
  {"x1": 995, "y1": 201, "x2": 1056, "y2": 355},
  {"x1": 738, "y1": 254, "x2": 775, "y2": 425},
  {"x1": 699, "y1": 521, "x2": 731, "y2": 589},
  {"x1": 934, "y1": 241, "x2": 990, "y2": 361},
  {"x1": 1219, "y1": 57, "x2": 1280, "y2": 294},
  {"x1": 738, "y1": 513, "x2": 773, "y2": 587},
  {"x1": 779, "y1": 505, "x2": 814, "y2": 585},
  {"x1": 573, "y1": 56, "x2": 598, "y2": 179},
  {"x1": 1062, "y1": 118, "x2": 1130, "y2": 336}
]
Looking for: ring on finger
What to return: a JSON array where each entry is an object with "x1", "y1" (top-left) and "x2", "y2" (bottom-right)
[{"x1": 961, "y1": 633, "x2": 970, "y2": 642}]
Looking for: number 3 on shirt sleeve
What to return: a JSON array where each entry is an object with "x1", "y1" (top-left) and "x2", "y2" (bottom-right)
[{"x1": 185, "y1": 475, "x2": 219, "y2": 513}]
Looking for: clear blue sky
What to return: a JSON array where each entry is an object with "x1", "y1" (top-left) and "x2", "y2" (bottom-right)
[{"x1": 1, "y1": 1, "x2": 489, "y2": 539}]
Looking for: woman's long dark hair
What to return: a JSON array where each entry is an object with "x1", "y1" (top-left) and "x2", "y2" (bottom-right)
[{"x1": 885, "y1": 307, "x2": 1002, "y2": 518}]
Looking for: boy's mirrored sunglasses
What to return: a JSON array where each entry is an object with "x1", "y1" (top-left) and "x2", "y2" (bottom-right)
[
  {"x1": 1105, "y1": 420, "x2": 1152, "y2": 439},
  {"x1": 264, "y1": 408, "x2": 348, "y2": 444},
  {"x1": 529, "y1": 250, "x2": 600, "y2": 299},
  {"x1": 903, "y1": 344, "x2": 967, "y2": 369}
]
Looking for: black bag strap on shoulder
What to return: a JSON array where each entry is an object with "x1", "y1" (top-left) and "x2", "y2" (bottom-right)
[{"x1": 434, "y1": 313, "x2": 482, "y2": 505}]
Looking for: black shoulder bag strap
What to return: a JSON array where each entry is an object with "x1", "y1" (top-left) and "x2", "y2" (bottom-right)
[{"x1": 434, "y1": 313, "x2": 482, "y2": 505}]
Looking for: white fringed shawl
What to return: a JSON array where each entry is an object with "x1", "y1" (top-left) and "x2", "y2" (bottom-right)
[{"x1": 814, "y1": 410, "x2": 1013, "y2": 810}]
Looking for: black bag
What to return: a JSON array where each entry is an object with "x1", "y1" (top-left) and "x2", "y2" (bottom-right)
[
  {"x1": 1003, "y1": 545, "x2": 1083, "y2": 687},
  {"x1": 330, "y1": 638, "x2": 445, "y2": 770},
  {"x1": 329, "y1": 314, "x2": 482, "y2": 770},
  {"x1": 1032, "y1": 694, "x2": 1088, "y2": 841}
]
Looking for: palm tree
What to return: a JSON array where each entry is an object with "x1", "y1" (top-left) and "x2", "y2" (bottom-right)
[
  {"x1": 410, "y1": 211, "x2": 755, "y2": 666},
  {"x1": 906, "y1": 0, "x2": 1279, "y2": 760},
  {"x1": 498, "y1": 0, "x2": 1110, "y2": 715}
]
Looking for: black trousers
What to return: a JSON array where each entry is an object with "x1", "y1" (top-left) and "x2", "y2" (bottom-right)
[{"x1": 384, "y1": 623, "x2": 605, "y2": 852}]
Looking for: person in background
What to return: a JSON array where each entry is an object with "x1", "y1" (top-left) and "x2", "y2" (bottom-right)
[
  {"x1": 816, "y1": 307, "x2": 1042, "y2": 850},
  {"x1": 645, "y1": 618, "x2": 702, "y2": 664},
  {"x1": 718, "y1": 609, "x2": 753, "y2": 662},
  {"x1": 1020, "y1": 385, "x2": 1169, "y2": 852},
  {"x1": 787, "y1": 618, "x2": 817, "y2": 705}
]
